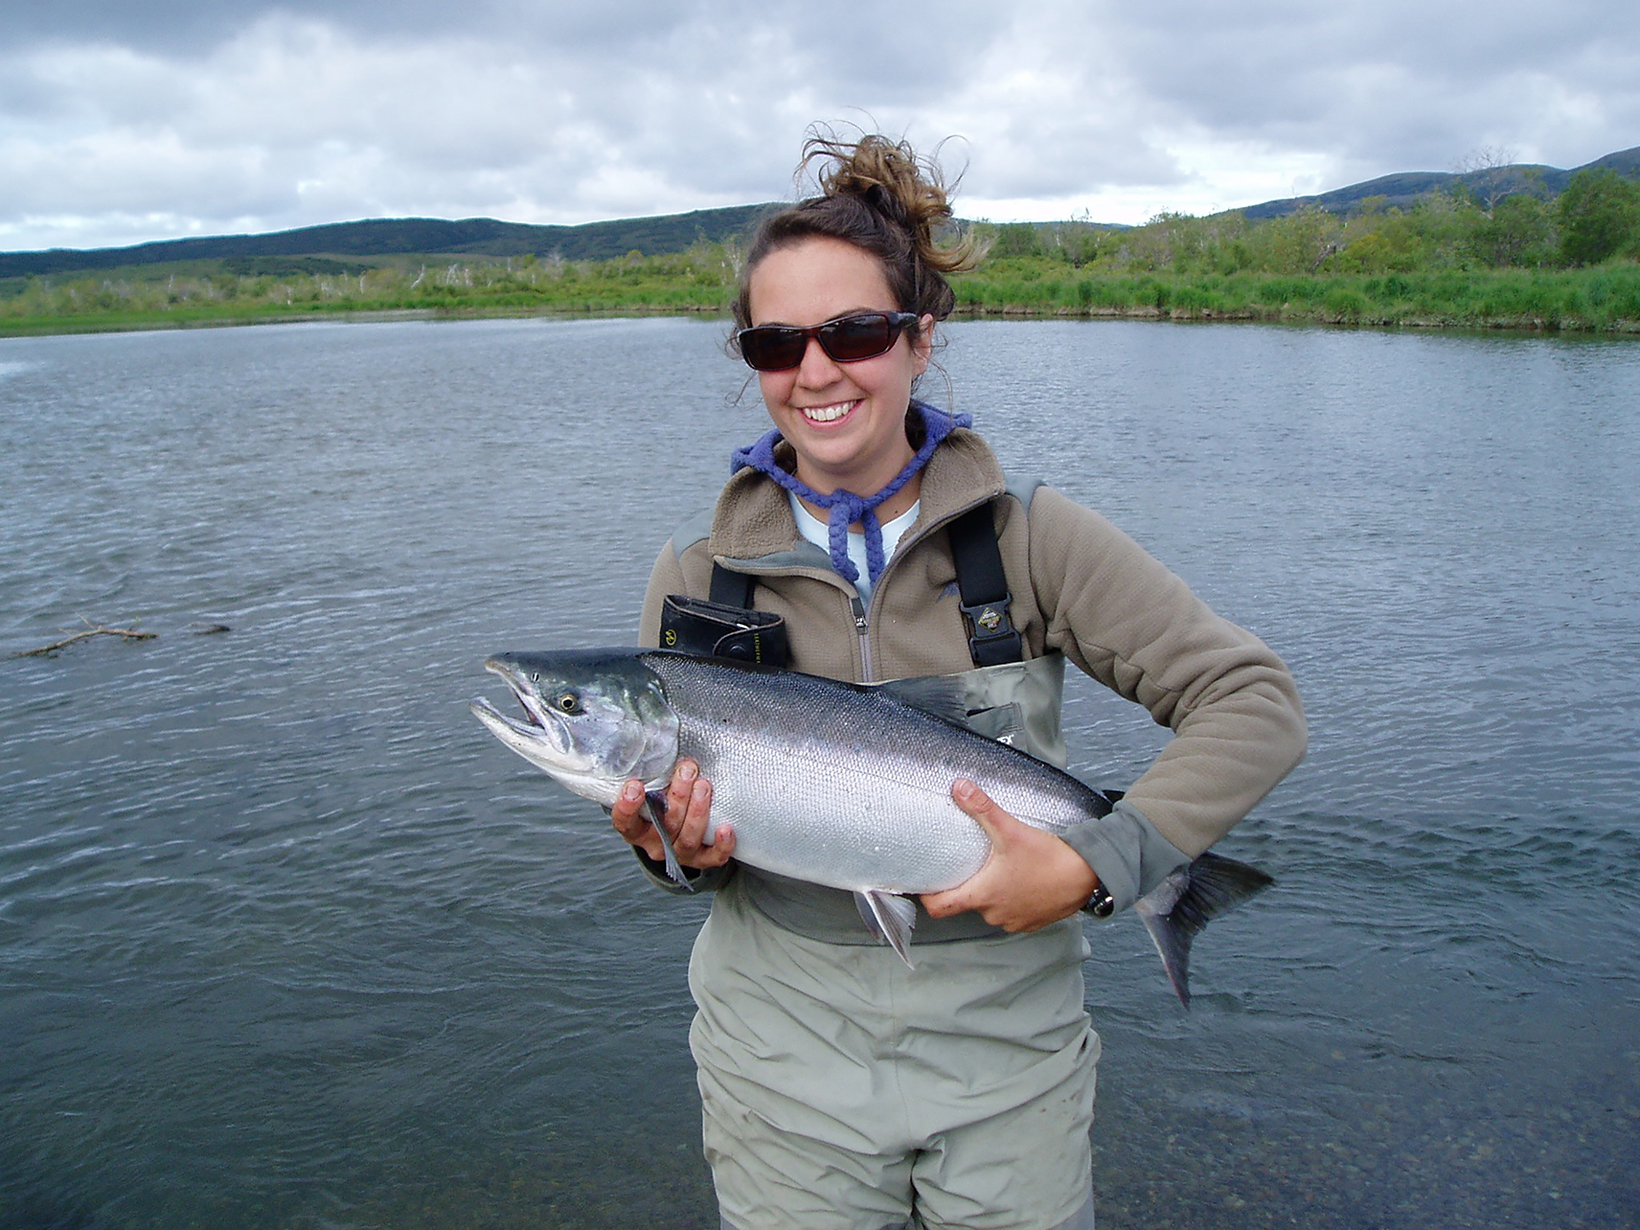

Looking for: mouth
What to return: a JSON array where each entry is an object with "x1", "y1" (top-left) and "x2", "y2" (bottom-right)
[
  {"x1": 799, "y1": 399, "x2": 860, "y2": 425},
  {"x1": 470, "y1": 659, "x2": 569, "y2": 754}
]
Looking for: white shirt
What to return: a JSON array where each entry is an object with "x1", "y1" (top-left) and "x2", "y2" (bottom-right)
[{"x1": 789, "y1": 494, "x2": 921, "y2": 603}]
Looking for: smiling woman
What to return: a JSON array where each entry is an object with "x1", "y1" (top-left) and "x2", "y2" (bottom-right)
[{"x1": 600, "y1": 131, "x2": 1308, "y2": 1230}]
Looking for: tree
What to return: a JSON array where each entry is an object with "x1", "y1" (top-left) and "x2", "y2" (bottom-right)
[
  {"x1": 1556, "y1": 169, "x2": 1640, "y2": 266},
  {"x1": 1473, "y1": 193, "x2": 1555, "y2": 267},
  {"x1": 989, "y1": 223, "x2": 1042, "y2": 259},
  {"x1": 1453, "y1": 145, "x2": 1520, "y2": 215}
]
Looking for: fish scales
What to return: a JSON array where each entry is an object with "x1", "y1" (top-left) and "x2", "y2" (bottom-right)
[{"x1": 642, "y1": 651, "x2": 1104, "y2": 894}]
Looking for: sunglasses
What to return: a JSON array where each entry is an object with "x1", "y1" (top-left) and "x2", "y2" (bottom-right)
[{"x1": 736, "y1": 311, "x2": 920, "y2": 372}]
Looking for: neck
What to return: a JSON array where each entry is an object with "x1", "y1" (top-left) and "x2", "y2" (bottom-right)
[
  {"x1": 798, "y1": 472, "x2": 921, "y2": 530},
  {"x1": 730, "y1": 401, "x2": 973, "y2": 588}
]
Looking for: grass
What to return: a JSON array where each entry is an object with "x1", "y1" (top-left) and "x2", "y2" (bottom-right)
[{"x1": 4, "y1": 253, "x2": 1639, "y2": 338}]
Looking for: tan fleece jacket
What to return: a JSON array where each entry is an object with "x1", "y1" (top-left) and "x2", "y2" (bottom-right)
[{"x1": 638, "y1": 427, "x2": 1306, "y2": 923}]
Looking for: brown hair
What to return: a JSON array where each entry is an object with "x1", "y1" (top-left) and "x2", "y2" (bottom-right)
[{"x1": 732, "y1": 132, "x2": 978, "y2": 335}]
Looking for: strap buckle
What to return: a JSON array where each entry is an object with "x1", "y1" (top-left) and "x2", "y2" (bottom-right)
[{"x1": 959, "y1": 593, "x2": 1023, "y2": 667}]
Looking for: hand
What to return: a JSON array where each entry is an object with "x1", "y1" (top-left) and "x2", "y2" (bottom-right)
[
  {"x1": 921, "y1": 778, "x2": 1100, "y2": 932},
  {"x1": 609, "y1": 758, "x2": 736, "y2": 870}
]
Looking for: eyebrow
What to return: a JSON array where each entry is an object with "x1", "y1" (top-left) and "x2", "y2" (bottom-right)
[{"x1": 749, "y1": 307, "x2": 891, "y2": 328}]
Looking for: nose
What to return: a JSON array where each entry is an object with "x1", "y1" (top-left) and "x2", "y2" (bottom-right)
[{"x1": 794, "y1": 334, "x2": 844, "y2": 385}]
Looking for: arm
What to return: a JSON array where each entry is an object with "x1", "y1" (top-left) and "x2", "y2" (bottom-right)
[
  {"x1": 1033, "y1": 487, "x2": 1306, "y2": 910},
  {"x1": 931, "y1": 488, "x2": 1306, "y2": 927}
]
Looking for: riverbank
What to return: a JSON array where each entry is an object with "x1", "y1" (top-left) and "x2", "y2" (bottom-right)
[
  {"x1": 951, "y1": 265, "x2": 1640, "y2": 332},
  {"x1": 4, "y1": 257, "x2": 1639, "y2": 337}
]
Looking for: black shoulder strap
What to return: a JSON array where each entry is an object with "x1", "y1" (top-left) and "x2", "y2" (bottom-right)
[
  {"x1": 948, "y1": 504, "x2": 1024, "y2": 667},
  {"x1": 710, "y1": 509, "x2": 1022, "y2": 668},
  {"x1": 709, "y1": 562, "x2": 755, "y2": 608}
]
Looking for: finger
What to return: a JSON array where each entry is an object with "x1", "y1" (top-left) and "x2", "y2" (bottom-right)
[
  {"x1": 672, "y1": 775, "x2": 714, "y2": 857},
  {"x1": 675, "y1": 777, "x2": 736, "y2": 868},
  {"x1": 610, "y1": 779, "x2": 663, "y2": 859},
  {"x1": 692, "y1": 818, "x2": 735, "y2": 868},
  {"x1": 922, "y1": 869, "x2": 990, "y2": 918},
  {"x1": 662, "y1": 759, "x2": 699, "y2": 835},
  {"x1": 610, "y1": 779, "x2": 646, "y2": 833}
]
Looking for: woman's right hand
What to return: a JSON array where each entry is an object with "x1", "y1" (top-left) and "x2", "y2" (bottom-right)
[{"x1": 609, "y1": 758, "x2": 736, "y2": 870}]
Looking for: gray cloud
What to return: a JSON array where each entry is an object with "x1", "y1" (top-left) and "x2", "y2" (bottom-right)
[{"x1": 1, "y1": 1, "x2": 1635, "y2": 251}]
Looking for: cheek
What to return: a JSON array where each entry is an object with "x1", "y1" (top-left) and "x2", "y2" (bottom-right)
[{"x1": 757, "y1": 370, "x2": 795, "y2": 409}]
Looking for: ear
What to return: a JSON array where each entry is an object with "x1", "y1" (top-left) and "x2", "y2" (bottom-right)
[{"x1": 912, "y1": 314, "x2": 936, "y2": 374}]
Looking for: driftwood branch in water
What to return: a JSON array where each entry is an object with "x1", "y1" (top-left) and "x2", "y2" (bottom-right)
[{"x1": 15, "y1": 618, "x2": 159, "y2": 658}]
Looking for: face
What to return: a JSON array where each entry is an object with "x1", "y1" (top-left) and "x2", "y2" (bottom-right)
[{"x1": 745, "y1": 236, "x2": 933, "y2": 500}]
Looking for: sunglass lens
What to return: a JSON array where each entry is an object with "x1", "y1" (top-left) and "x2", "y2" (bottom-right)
[
  {"x1": 741, "y1": 328, "x2": 804, "y2": 371},
  {"x1": 820, "y1": 315, "x2": 894, "y2": 362}
]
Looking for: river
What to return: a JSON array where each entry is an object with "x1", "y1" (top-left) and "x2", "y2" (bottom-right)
[{"x1": 2, "y1": 316, "x2": 1637, "y2": 1229}]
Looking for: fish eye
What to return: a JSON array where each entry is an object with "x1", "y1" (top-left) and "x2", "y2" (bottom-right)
[{"x1": 553, "y1": 691, "x2": 582, "y2": 714}]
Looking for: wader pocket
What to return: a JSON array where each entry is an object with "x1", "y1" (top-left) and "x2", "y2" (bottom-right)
[
  {"x1": 660, "y1": 594, "x2": 790, "y2": 666},
  {"x1": 961, "y1": 701, "x2": 1027, "y2": 748}
]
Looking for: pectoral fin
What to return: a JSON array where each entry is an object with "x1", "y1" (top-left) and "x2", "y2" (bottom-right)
[
  {"x1": 854, "y1": 890, "x2": 918, "y2": 968},
  {"x1": 643, "y1": 790, "x2": 693, "y2": 892}
]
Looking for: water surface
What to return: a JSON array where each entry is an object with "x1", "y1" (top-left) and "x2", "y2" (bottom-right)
[{"x1": 2, "y1": 317, "x2": 1637, "y2": 1228}]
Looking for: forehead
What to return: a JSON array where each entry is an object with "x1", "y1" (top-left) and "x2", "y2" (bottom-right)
[{"x1": 746, "y1": 236, "x2": 897, "y2": 325}]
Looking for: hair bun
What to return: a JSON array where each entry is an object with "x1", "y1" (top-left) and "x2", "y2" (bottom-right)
[
  {"x1": 733, "y1": 130, "x2": 978, "y2": 331},
  {"x1": 803, "y1": 133, "x2": 975, "y2": 277}
]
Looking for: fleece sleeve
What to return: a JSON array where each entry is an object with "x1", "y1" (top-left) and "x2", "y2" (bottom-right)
[{"x1": 1027, "y1": 487, "x2": 1307, "y2": 869}]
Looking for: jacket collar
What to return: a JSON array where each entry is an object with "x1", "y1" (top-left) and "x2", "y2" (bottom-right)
[{"x1": 708, "y1": 427, "x2": 1007, "y2": 563}]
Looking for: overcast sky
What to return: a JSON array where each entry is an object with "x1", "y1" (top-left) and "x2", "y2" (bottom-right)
[{"x1": 2, "y1": 0, "x2": 1636, "y2": 253}]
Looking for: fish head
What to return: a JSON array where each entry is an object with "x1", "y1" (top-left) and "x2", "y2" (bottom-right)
[{"x1": 470, "y1": 649, "x2": 680, "y2": 807}]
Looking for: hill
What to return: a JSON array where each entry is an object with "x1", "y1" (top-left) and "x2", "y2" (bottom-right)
[
  {"x1": 0, "y1": 205, "x2": 771, "y2": 280},
  {"x1": 3, "y1": 144, "x2": 1636, "y2": 281},
  {"x1": 1240, "y1": 146, "x2": 1640, "y2": 219}
]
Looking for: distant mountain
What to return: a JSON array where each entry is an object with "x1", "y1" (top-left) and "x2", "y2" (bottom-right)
[
  {"x1": 1239, "y1": 146, "x2": 1640, "y2": 219},
  {"x1": 0, "y1": 205, "x2": 771, "y2": 279},
  {"x1": 5, "y1": 145, "x2": 1637, "y2": 279}
]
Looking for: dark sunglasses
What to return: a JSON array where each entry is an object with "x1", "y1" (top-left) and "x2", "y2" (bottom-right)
[{"x1": 736, "y1": 311, "x2": 920, "y2": 372}]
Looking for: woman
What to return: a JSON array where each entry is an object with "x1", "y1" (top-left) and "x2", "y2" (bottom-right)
[{"x1": 610, "y1": 133, "x2": 1306, "y2": 1230}]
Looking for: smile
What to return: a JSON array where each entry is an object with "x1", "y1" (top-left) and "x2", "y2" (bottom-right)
[{"x1": 801, "y1": 400, "x2": 859, "y2": 424}]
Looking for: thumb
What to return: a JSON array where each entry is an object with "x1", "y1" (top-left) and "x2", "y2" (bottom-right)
[{"x1": 952, "y1": 778, "x2": 1020, "y2": 845}]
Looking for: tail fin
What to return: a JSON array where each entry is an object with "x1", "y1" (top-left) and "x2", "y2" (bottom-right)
[{"x1": 1133, "y1": 852, "x2": 1274, "y2": 1009}]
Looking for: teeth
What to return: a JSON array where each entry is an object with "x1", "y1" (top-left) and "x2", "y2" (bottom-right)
[{"x1": 803, "y1": 401, "x2": 855, "y2": 423}]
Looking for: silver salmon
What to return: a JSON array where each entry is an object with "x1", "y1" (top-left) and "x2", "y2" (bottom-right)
[{"x1": 471, "y1": 647, "x2": 1271, "y2": 1004}]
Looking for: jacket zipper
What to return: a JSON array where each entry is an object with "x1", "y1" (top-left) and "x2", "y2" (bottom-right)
[
  {"x1": 850, "y1": 497, "x2": 993, "y2": 684},
  {"x1": 851, "y1": 595, "x2": 874, "y2": 682}
]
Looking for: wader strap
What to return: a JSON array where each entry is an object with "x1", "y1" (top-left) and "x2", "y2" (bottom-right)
[
  {"x1": 708, "y1": 509, "x2": 1022, "y2": 669},
  {"x1": 709, "y1": 563, "x2": 755, "y2": 609},
  {"x1": 948, "y1": 504, "x2": 1024, "y2": 667}
]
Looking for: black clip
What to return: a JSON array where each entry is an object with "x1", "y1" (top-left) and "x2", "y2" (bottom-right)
[{"x1": 959, "y1": 593, "x2": 1023, "y2": 667}]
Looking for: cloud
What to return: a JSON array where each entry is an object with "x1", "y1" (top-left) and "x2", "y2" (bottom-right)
[{"x1": 0, "y1": 1, "x2": 1636, "y2": 251}]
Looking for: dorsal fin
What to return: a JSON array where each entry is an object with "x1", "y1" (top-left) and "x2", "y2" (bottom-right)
[{"x1": 870, "y1": 675, "x2": 969, "y2": 726}]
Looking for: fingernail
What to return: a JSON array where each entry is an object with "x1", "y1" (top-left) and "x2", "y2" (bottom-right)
[
  {"x1": 678, "y1": 761, "x2": 697, "y2": 782},
  {"x1": 954, "y1": 778, "x2": 975, "y2": 799},
  {"x1": 623, "y1": 782, "x2": 641, "y2": 802}
]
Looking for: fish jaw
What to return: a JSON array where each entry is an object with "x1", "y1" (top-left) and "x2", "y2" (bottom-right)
[{"x1": 471, "y1": 651, "x2": 680, "y2": 807}]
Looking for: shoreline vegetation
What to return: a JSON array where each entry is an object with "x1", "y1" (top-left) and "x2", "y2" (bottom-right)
[{"x1": 5, "y1": 173, "x2": 1640, "y2": 338}]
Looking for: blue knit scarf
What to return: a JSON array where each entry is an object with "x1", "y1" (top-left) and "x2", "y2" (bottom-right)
[{"x1": 730, "y1": 400, "x2": 972, "y2": 587}]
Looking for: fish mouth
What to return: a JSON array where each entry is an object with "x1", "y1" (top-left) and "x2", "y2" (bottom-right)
[{"x1": 469, "y1": 657, "x2": 572, "y2": 756}]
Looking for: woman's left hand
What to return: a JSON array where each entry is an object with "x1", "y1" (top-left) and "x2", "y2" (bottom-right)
[{"x1": 921, "y1": 778, "x2": 1101, "y2": 932}]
